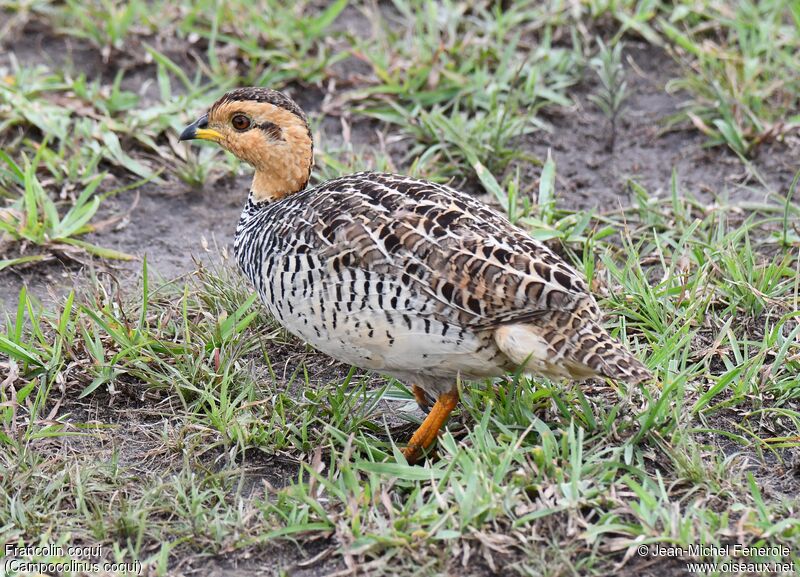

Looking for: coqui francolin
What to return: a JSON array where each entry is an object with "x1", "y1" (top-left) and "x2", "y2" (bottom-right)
[{"x1": 179, "y1": 87, "x2": 652, "y2": 463}]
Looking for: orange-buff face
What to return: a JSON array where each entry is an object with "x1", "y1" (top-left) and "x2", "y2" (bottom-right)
[{"x1": 179, "y1": 88, "x2": 313, "y2": 201}]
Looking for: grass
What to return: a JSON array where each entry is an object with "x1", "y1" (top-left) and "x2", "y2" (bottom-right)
[
  {"x1": 0, "y1": 187, "x2": 800, "y2": 574},
  {"x1": 660, "y1": 0, "x2": 800, "y2": 157},
  {"x1": 1, "y1": 0, "x2": 800, "y2": 575},
  {"x1": 588, "y1": 39, "x2": 628, "y2": 152},
  {"x1": 0, "y1": 149, "x2": 136, "y2": 268},
  {"x1": 3, "y1": 179, "x2": 799, "y2": 575}
]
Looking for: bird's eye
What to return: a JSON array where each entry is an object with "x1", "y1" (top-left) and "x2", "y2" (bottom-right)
[{"x1": 231, "y1": 114, "x2": 251, "y2": 131}]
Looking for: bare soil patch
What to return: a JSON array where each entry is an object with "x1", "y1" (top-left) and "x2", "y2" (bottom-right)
[{"x1": 521, "y1": 43, "x2": 799, "y2": 211}]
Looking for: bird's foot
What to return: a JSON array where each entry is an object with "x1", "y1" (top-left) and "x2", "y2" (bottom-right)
[{"x1": 402, "y1": 387, "x2": 459, "y2": 465}]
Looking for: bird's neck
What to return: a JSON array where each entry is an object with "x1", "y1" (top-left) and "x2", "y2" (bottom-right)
[
  {"x1": 250, "y1": 168, "x2": 308, "y2": 203},
  {"x1": 248, "y1": 128, "x2": 314, "y2": 202}
]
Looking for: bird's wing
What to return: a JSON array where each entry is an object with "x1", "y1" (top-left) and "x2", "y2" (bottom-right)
[{"x1": 308, "y1": 173, "x2": 601, "y2": 330}]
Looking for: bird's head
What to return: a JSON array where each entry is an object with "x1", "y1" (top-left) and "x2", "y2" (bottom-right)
[{"x1": 179, "y1": 87, "x2": 313, "y2": 202}]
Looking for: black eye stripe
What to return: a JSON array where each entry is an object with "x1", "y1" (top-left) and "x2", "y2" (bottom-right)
[{"x1": 256, "y1": 121, "x2": 284, "y2": 141}]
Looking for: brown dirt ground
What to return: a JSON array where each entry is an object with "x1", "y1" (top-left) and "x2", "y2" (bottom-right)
[
  {"x1": 2, "y1": 16, "x2": 799, "y2": 577},
  {"x1": 520, "y1": 42, "x2": 799, "y2": 211}
]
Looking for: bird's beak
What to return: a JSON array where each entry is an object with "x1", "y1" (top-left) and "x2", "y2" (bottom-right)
[{"x1": 179, "y1": 114, "x2": 222, "y2": 142}]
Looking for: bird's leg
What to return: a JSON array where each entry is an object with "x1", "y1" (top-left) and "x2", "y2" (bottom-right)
[
  {"x1": 402, "y1": 387, "x2": 459, "y2": 464},
  {"x1": 412, "y1": 383, "x2": 432, "y2": 412}
]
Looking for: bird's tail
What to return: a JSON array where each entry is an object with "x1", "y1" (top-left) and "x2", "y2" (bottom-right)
[
  {"x1": 568, "y1": 321, "x2": 652, "y2": 385},
  {"x1": 494, "y1": 317, "x2": 652, "y2": 385}
]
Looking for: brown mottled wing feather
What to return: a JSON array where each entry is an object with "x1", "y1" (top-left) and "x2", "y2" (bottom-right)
[{"x1": 313, "y1": 173, "x2": 600, "y2": 330}]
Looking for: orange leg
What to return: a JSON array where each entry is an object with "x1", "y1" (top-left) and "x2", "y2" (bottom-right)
[
  {"x1": 402, "y1": 387, "x2": 459, "y2": 464},
  {"x1": 412, "y1": 383, "x2": 432, "y2": 412}
]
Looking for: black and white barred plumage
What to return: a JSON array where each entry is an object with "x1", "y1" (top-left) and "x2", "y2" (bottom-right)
[{"x1": 233, "y1": 171, "x2": 652, "y2": 399}]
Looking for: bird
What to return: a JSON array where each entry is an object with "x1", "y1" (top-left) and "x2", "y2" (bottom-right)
[{"x1": 179, "y1": 87, "x2": 652, "y2": 464}]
